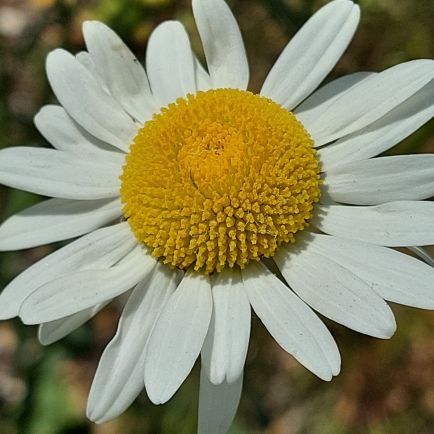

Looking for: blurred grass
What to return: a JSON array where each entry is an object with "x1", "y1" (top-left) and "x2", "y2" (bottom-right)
[{"x1": 0, "y1": 0, "x2": 433, "y2": 433}]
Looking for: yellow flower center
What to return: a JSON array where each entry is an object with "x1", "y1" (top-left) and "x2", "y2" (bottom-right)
[{"x1": 120, "y1": 89, "x2": 320, "y2": 274}]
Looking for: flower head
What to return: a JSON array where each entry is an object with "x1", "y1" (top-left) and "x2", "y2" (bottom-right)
[
  {"x1": 121, "y1": 88, "x2": 321, "y2": 273},
  {"x1": 0, "y1": 0, "x2": 433, "y2": 432}
]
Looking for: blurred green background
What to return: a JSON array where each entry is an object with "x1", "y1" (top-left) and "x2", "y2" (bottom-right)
[{"x1": 0, "y1": 0, "x2": 434, "y2": 433}]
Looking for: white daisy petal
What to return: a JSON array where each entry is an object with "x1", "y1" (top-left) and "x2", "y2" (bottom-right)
[
  {"x1": 297, "y1": 60, "x2": 434, "y2": 146},
  {"x1": 301, "y1": 233, "x2": 434, "y2": 309},
  {"x1": 20, "y1": 246, "x2": 154, "y2": 324},
  {"x1": 324, "y1": 155, "x2": 434, "y2": 205},
  {"x1": 294, "y1": 72, "x2": 375, "y2": 127},
  {"x1": 1, "y1": 0, "x2": 433, "y2": 425},
  {"x1": 409, "y1": 246, "x2": 434, "y2": 267},
  {"x1": 198, "y1": 366, "x2": 242, "y2": 434},
  {"x1": 315, "y1": 201, "x2": 434, "y2": 247},
  {"x1": 201, "y1": 268, "x2": 250, "y2": 385},
  {"x1": 38, "y1": 301, "x2": 109, "y2": 345},
  {"x1": 146, "y1": 21, "x2": 196, "y2": 107},
  {"x1": 87, "y1": 264, "x2": 182, "y2": 424},
  {"x1": 261, "y1": 0, "x2": 360, "y2": 109},
  {"x1": 0, "y1": 223, "x2": 135, "y2": 320},
  {"x1": 242, "y1": 261, "x2": 340, "y2": 381},
  {"x1": 0, "y1": 198, "x2": 122, "y2": 251},
  {"x1": 195, "y1": 58, "x2": 212, "y2": 91},
  {"x1": 144, "y1": 272, "x2": 212, "y2": 405},
  {"x1": 76, "y1": 51, "x2": 97, "y2": 73},
  {"x1": 83, "y1": 21, "x2": 157, "y2": 123},
  {"x1": 0, "y1": 147, "x2": 120, "y2": 200},
  {"x1": 75, "y1": 51, "x2": 108, "y2": 91},
  {"x1": 275, "y1": 241, "x2": 397, "y2": 339},
  {"x1": 46, "y1": 49, "x2": 137, "y2": 151},
  {"x1": 319, "y1": 81, "x2": 434, "y2": 170},
  {"x1": 192, "y1": 0, "x2": 249, "y2": 89},
  {"x1": 34, "y1": 105, "x2": 125, "y2": 164}
]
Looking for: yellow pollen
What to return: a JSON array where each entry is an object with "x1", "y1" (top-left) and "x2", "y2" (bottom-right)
[{"x1": 120, "y1": 89, "x2": 321, "y2": 274}]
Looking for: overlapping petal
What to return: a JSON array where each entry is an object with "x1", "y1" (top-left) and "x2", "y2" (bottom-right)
[
  {"x1": 144, "y1": 272, "x2": 212, "y2": 404},
  {"x1": 410, "y1": 247, "x2": 434, "y2": 267},
  {"x1": 324, "y1": 155, "x2": 434, "y2": 205},
  {"x1": 314, "y1": 201, "x2": 434, "y2": 247},
  {"x1": 34, "y1": 105, "x2": 124, "y2": 163},
  {"x1": 83, "y1": 21, "x2": 157, "y2": 123},
  {"x1": 297, "y1": 60, "x2": 434, "y2": 146},
  {"x1": 0, "y1": 223, "x2": 135, "y2": 319},
  {"x1": 87, "y1": 265, "x2": 182, "y2": 423},
  {"x1": 0, "y1": 198, "x2": 122, "y2": 250},
  {"x1": 201, "y1": 268, "x2": 250, "y2": 385},
  {"x1": 20, "y1": 245, "x2": 154, "y2": 324},
  {"x1": 319, "y1": 81, "x2": 434, "y2": 170},
  {"x1": 146, "y1": 21, "x2": 196, "y2": 107},
  {"x1": 46, "y1": 49, "x2": 137, "y2": 151},
  {"x1": 261, "y1": 0, "x2": 360, "y2": 109},
  {"x1": 198, "y1": 367, "x2": 243, "y2": 434},
  {"x1": 299, "y1": 234, "x2": 434, "y2": 309},
  {"x1": 275, "y1": 239, "x2": 397, "y2": 339},
  {"x1": 0, "y1": 147, "x2": 120, "y2": 200},
  {"x1": 75, "y1": 51, "x2": 103, "y2": 85},
  {"x1": 195, "y1": 58, "x2": 212, "y2": 91},
  {"x1": 38, "y1": 301, "x2": 109, "y2": 345},
  {"x1": 294, "y1": 72, "x2": 375, "y2": 120},
  {"x1": 242, "y1": 261, "x2": 341, "y2": 380},
  {"x1": 192, "y1": 0, "x2": 249, "y2": 89}
]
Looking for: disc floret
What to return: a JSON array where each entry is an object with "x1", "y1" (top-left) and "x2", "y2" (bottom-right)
[{"x1": 121, "y1": 89, "x2": 321, "y2": 273}]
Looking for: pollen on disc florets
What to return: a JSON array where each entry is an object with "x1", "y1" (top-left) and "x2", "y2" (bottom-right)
[{"x1": 120, "y1": 89, "x2": 321, "y2": 274}]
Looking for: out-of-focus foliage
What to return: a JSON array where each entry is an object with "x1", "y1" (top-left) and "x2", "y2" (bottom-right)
[{"x1": 0, "y1": 0, "x2": 433, "y2": 433}]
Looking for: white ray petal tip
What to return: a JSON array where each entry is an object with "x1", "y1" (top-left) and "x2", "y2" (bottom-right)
[
  {"x1": 0, "y1": 306, "x2": 17, "y2": 321},
  {"x1": 352, "y1": 3, "x2": 360, "y2": 17},
  {"x1": 332, "y1": 360, "x2": 342, "y2": 377},
  {"x1": 314, "y1": 362, "x2": 339, "y2": 382},
  {"x1": 327, "y1": 364, "x2": 342, "y2": 381},
  {"x1": 321, "y1": 373, "x2": 333, "y2": 382},
  {"x1": 82, "y1": 20, "x2": 112, "y2": 37},
  {"x1": 0, "y1": 238, "x2": 16, "y2": 252},
  {"x1": 377, "y1": 317, "x2": 397, "y2": 339},
  {"x1": 86, "y1": 400, "x2": 118, "y2": 425},
  {"x1": 145, "y1": 385, "x2": 170, "y2": 405},
  {"x1": 363, "y1": 310, "x2": 397, "y2": 340},
  {"x1": 83, "y1": 19, "x2": 100, "y2": 28},
  {"x1": 145, "y1": 360, "x2": 194, "y2": 405},
  {"x1": 410, "y1": 59, "x2": 434, "y2": 74},
  {"x1": 46, "y1": 48, "x2": 68, "y2": 64},
  {"x1": 33, "y1": 105, "x2": 48, "y2": 121},
  {"x1": 332, "y1": 0, "x2": 356, "y2": 6},
  {"x1": 86, "y1": 405, "x2": 106, "y2": 424},
  {"x1": 330, "y1": 0, "x2": 360, "y2": 23},
  {"x1": 379, "y1": 305, "x2": 398, "y2": 338},
  {"x1": 0, "y1": 284, "x2": 28, "y2": 321},
  {"x1": 19, "y1": 308, "x2": 39, "y2": 325},
  {"x1": 209, "y1": 370, "x2": 226, "y2": 386},
  {"x1": 151, "y1": 19, "x2": 183, "y2": 35},
  {"x1": 46, "y1": 49, "x2": 72, "y2": 77},
  {"x1": 192, "y1": 0, "x2": 212, "y2": 7},
  {"x1": 323, "y1": 358, "x2": 341, "y2": 381}
]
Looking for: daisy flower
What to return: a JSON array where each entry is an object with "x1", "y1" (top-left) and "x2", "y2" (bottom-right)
[{"x1": 1, "y1": 0, "x2": 433, "y2": 432}]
